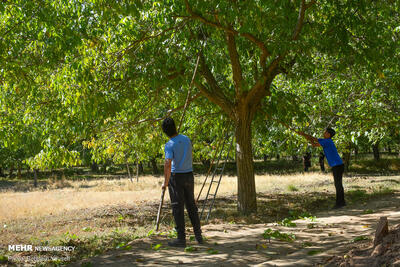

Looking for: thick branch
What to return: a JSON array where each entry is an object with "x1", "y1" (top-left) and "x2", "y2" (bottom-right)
[
  {"x1": 198, "y1": 53, "x2": 234, "y2": 117},
  {"x1": 194, "y1": 81, "x2": 234, "y2": 119},
  {"x1": 245, "y1": 55, "x2": 283, "y2": 110},
  {"x1": 184, "y1": 0, "x2": 270, "y2": 67},
  {"x1": 226, "y1": 32, "x2": 244, "y2": 98},
  {"x1": 292, "y1": 0, "x2": 315, "y2": 40}
]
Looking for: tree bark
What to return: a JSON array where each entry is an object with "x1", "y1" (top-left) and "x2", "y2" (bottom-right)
[
  {"x1": 200, "y1": 157, "x2": 211, "y2": 169},
  {"x1": 373, "y1": 142, "x2": 380, "y2": 161},
  {"x1": 126, "y1": 161, "x2": 131, "y2": 179},
  {"x1": 136, "y1": 160, "x2": 139, "y2": 182},
  {"x1": 235, "y1": 117, "x2": 257, "y2": 215},
  {"x1": 151, "y1": 157, "x2": 159, "y2": 175},
  {"x1": 9, "y1": 164, "x2": 14, "y2": 178},
  {"x1": 17, "y1": 164, "x2": 22, "y2": 179},
  {"x1": 139, "y1": 161, "x2": 144, "y2": 174},
  {"x1": 34, "y1": 169, "x2": 38, "y2": 188},
  {"x1": 91, "y1": 162, "x2": 99, "y2": 172},
  {"x1": 343, "y1": 152, "x2": 350, "y2": 172}
]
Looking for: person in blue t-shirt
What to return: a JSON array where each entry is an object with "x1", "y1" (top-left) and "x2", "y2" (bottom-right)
[
  {"x1": 161, "y1": 117, "x2": 203, "y2": 247},
  {"x1": 299, "y1": 127, "x2": 346, "y2": 209}
]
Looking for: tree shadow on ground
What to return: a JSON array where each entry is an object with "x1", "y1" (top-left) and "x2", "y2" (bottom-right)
[
  {"x1": 203, "y1": 188, "x2": 398, "y2": 226},
  {"x1": 67, "y1": 191, "x2": 400, "y2": 267}
]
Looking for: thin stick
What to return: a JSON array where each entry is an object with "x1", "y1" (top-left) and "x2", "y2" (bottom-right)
[
  {"x1": 155, "y1": 187, "x2": 166, "y2": 231},
  {"x1": 177, "y1": 53, "x2": 201, "y2": 132},
  {"x1": 157, "y1": 49, "x2": 202, "y2": 231}
]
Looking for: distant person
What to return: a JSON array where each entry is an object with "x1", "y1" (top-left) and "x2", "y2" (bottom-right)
[
  {"x1": 303, "y1": 152, "x2": 312, "y2": 172},
  {"x1": 161, "y1": 117, "x2": 203, "y2": 247},
  {"x1": 319, "y1": 152, "x2": 325, "y2": 172},
  {"x1": 299, "y1": 128, "x2": 346, "y2": 209}
]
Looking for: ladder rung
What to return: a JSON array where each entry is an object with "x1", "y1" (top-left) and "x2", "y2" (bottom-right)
[
  {"x1": 216, "y1": 167, "x2": 224, "y2": 171},
  {"x1": 212, "y1": 180, "x2": 219, "y2": 183}
]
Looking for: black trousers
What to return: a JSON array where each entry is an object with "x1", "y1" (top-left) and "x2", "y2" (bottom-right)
[
  {"x1": 332, "y1": 164, "x2": 345, "y2": 206},
  {"x1": 168, "y1": 172, "x2": 201, "y2": 239}
]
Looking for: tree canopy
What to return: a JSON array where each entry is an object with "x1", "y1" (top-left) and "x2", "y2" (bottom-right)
[{"x1": 1, "y1": 0, "x2": 399, "y2": 213}]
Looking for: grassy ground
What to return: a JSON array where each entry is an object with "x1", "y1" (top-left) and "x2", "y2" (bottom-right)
[{"x1": 0, "y1": 157, "x2": 399, "y2": 266}]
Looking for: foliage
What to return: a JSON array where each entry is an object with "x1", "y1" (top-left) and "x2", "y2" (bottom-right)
[
  {"x1": 278, "y1": 218, "x2": 297, "y2": 227},
  {"x1": 263, "y1": 229, "x2": 296, "y2": 242},
  {"x1": 352, "y1": 236, "x2": 369, "y2": 242},
  {"x1": 0, "y1": 0, "x2": 399, "y2": 212}
]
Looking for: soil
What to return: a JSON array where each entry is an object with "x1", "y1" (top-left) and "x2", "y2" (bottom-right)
[
  {"x1": 67, "y1": 192, "x2": 400, "y2": 267},
  {"x1": 325, "y1": 223, "x2": 400, "y2": 267}
]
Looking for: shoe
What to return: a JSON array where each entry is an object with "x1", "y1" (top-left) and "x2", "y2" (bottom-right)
[
  {"x1": 195, "y1": 235, "x2": 204, "y2": 244},
  {"x1": 168, "y1": 239, "x2": 186, "y2": 247}
]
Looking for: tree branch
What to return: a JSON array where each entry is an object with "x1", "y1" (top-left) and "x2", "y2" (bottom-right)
[
  {"x1": 184, "y1": 0, "x2": 270, "y2": 67},
  {"x1": 197, "y1": 53, "x2": 235, "y2": 115},
  {"x1": 292, "y1": 0, "x2": 315, "y2": 41},
  {"x1": 193, "y1": 81, "x2": 234, "y2": 119},
  {"x1": 226, "y1": 32, "x2": 244, "y2": 98},
  {"x1": 100, "y1": 92, "x2": 203, "y2": 133}
]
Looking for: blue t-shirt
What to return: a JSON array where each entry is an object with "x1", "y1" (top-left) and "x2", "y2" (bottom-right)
[
  {"x1": 164, "y1": 134, "x2": 193, "y2": 173},
  {"x1": 318, "y1": 138, "x2": 343, "y2": 167}
]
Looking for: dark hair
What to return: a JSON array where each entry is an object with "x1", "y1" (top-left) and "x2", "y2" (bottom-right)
[
  {"x1": 162, "y1": 117, "x2": 177, "y2": 137},
  {"x1": 326, "y1": 127, "x2": 336, "y2": 138}
]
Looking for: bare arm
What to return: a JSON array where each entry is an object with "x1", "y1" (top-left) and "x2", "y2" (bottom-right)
[
  {"x1": 163, "y1": 159, "x2": 172, "y2": 189},
  {"x1": 296, "y1": 130, "x2": 321, "y2": 147}
]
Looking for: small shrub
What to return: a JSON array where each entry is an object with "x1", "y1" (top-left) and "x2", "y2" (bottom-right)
[
  {"x1": 287, "y1": 184, "x2": 299, "y2": 192},
  {"x1": 307, "y1": 250, "x2": 322, "y2": 256},
  {"x1": 352, "y1": 236, "x2": 369, "y2": 242},
  {"x1": 263, "y1": 229, "x2": 295, "y2": 242},
  {"x1": 278, "y1": 218, "x2": 297, "y2": 227}
]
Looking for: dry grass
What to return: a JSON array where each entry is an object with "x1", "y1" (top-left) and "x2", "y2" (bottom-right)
[
  {"x1": 1, "y1": 171, "x2": 400, "y2": 266},
  {"x1": 0, "y1": 172, "x2": 340, "y2": 222}
]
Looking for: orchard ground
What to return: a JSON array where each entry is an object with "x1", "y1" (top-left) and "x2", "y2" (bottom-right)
[{"x1": 0, "y1": 156, "x2": 399, "y2": 266}]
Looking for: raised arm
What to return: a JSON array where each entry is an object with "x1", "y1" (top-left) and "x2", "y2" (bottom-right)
[{"x1": 295, "y1": 130, "x2": 321, "y2": 147}]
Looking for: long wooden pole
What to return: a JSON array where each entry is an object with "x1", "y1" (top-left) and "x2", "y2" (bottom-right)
[
  {"x1": 155, "y1": 187, "x2": 166, "y2": 231},
  {"x1": 156, "y1": 52, "x2": 202, "y2": 231}
]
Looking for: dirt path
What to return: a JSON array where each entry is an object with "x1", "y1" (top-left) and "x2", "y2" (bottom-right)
[{"x1": 68, "y1": 193, "x2": 400, "y2": 267}]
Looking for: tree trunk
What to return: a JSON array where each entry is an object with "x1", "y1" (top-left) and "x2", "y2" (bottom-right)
[
  {"x1": 373, "y1": 143, "x2": 380, "y2": 161},
  {"x1": 343, "y1": 152, "x2": 350, "y2": 172},
  {"x1": 263, "y1": 154, "x2": 268, "y2": 163},
  {"x1": 151, "y1": 158, "x2": 159, "y2": 175},
  {"x1": 9, "y1": 164, "x2": 14, "y2": 178},
  {"x1": 91, "y1": 162, "x2": 99, "y2": 172},
  {"x1": 126, "y1": 161, "x2": 131, "y2": 179},
  {"x1": 235, "y1": 118, "x2": 257, "y2": 215},
  {"x1": 17, "y1": 164, "x2": 22, "y2": 179},
  {"x1": 200, "y1": 156, "x2": 211, "y2": 169},
  {"x1": 276, "y1": 154, "x2": 280, "y2": 160},
  {"x1": 139, "y1": 161, "x2": 144, "y2": 174},
  {"x1": 0, "y1": 167, "x2": 4, "y2": 177},
  {"x1": 34, "y1": 169, "x2": 38, "y2": 188},
  {"x1": 136, "y1": 160, "x2": 139, "y2": 182}
]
